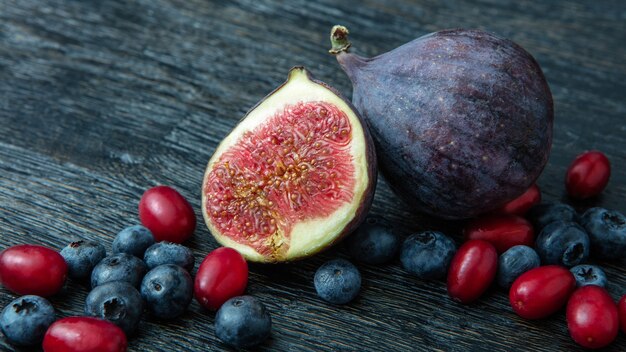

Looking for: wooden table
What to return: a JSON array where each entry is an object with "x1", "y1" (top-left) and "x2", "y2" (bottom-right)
[{"x1": 1, "y1": 0, "x2": 625, "y2": 351}]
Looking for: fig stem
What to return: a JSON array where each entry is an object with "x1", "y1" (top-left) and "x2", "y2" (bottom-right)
[{"x1": 329, "y1": 25, "x2": 351, "y2": 54}]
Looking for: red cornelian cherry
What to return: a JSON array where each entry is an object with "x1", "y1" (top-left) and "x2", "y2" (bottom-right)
[
  {"x1": 565, "y1": 150, "x2": 611, "y2": 199},
  {"x1": 618, "y1": 295, "x2": 626, "y2": 334},
  {"x1": 493, "y1": 184, "x2": 541, "y2": 216},
  {"x1": 447, "y1": 239, "x2": 498, "y2": 304},
  {"x1": 464, "y1": 215, "x2": 534, "y2": 254},
  {"x1": 194, "y1": 247, "x2": 248, "y2": 310},
  {"x1": 43, "y1": 317, "x2": 127, "y2": 352},
  {"x1": 567, "y1": 285, "x2": 618, "y2": 349},
  {"x1": 139, "y1": 185, "x2": 196, "y2": 243},
  {"x1": 0, "y1": 244, "x2": 67, "y2": 297},
  {"x1": 509, "y1": 265, "x2": 576, "y2": 320}
]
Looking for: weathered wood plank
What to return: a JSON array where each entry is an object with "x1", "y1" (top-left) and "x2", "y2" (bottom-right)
[{"x1": 1, "y1": 0, "x2": 625, "y2": 351}]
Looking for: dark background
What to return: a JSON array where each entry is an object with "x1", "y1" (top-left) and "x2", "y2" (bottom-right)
[{"x1": 1, "y1": 0, "x2": 625, "y2": 351}]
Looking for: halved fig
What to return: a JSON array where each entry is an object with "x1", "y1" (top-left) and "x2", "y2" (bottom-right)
[{"x1": 202, "y1": 67, "x2": 376, "y2": 263}]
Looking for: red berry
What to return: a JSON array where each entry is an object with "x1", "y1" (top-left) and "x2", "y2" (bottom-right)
[
  {"x1": 194, "y1": 247, "x2": 248, "y2": 310},
  {"x1": 464, "y1": 215, "x2": 534, "y2": 254},
  {"x1": 565, "y1": 150, "x2": 611, "y2": 199},
  {"x1": 619, "y1": 295, "x2": 626, "y2": 334},
  {"x1": 139, "y1": 185, "x2": 196, "y2": 243},
  {"x1": 447, "y1": 239, "x2": 497, "y2": 304},
  {"x1": 43, "y1": 317, "x2": 127, "y2": 352},
  {"x1": 0, "y1": 244, "x2": 67, "y2": 297},
  {"x1": 509, "y1": 265, "x2": 576, "y2": 319},
  {"x1": 567, "y1": 285, "x2": 618, "y2": 349},
  {"x1": 493, "y1": 184, "x2": 541, "y2": 216}
]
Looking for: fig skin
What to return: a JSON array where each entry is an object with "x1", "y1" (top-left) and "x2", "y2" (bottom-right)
[
  {"x1": 201, "y1": 67, "x2": 377, "y2": 263},
  {"x1": 331, "y1": 26, "x2": 553, "y2": 219}
]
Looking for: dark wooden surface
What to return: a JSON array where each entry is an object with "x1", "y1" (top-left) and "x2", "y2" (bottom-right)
[{"x1": 1, "y1": 0, "x2": 625, "y2": 351}]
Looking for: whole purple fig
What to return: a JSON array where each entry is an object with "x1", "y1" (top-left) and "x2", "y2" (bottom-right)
[{"x1": 329, "y1": 26, "x2": 553, "y2": 219}]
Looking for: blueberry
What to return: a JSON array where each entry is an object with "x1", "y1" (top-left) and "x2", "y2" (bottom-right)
[
  {"x1": 0, "y1": 295, "x2": 55, "y2": 346},
  {"x1": 496, "y1": 245, "x2": 541, "y2": 288},
  {"x1": 91, "y1": 253, "x2": 147, "y2": 288},
  {"x1": 314, "y1": 259, "x2": 361, "y2": 304},
  {"x1": 581, "y1": 207, "x2": 626, "y2": 260},
  {"x1": 140, "y1": 264, "x2": 193, "y2": 319},
  {"x1": 527, "y1": 202, "x2": 579, "y2": 232},
  {"x1": 215, "y1": 296, "x2": 271, "y2": 349},
  {"x1": 84, "y1": 281, "x2": 143, "y2": 335},
  {"x1": 60, "y1": 240, "x2": 107, "y2": 280},
  {"x1": 347, "y1": 216, "x2": 400, "y2": 264},
  {"x1": 535, "y1": 221, "x2": 590, "y2": 267},
  {"x1": 400, "y1": 231, "x2": 456, "y2": 280},
  {"x1": 143, "y1": 241, "x2": 195, "y2": 272},
  {"x1": 570, "y1": 264, "x2": 607, "y2": 288},
  {"x1": 112, "y1": 225, "x2": 155, "y2": 258}
]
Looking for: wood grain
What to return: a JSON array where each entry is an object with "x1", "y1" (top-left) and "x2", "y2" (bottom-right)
[{"x1": 1, "y1": 0, "x2": 625, "y2": 351}]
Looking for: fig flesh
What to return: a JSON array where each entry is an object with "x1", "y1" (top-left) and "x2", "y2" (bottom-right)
[
  {"x1": 330, "y1": 26, "x2": 553, "y2": 219},
  {"x1": 202, "y1": 67, "x2": 376, "y2": 263}
]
